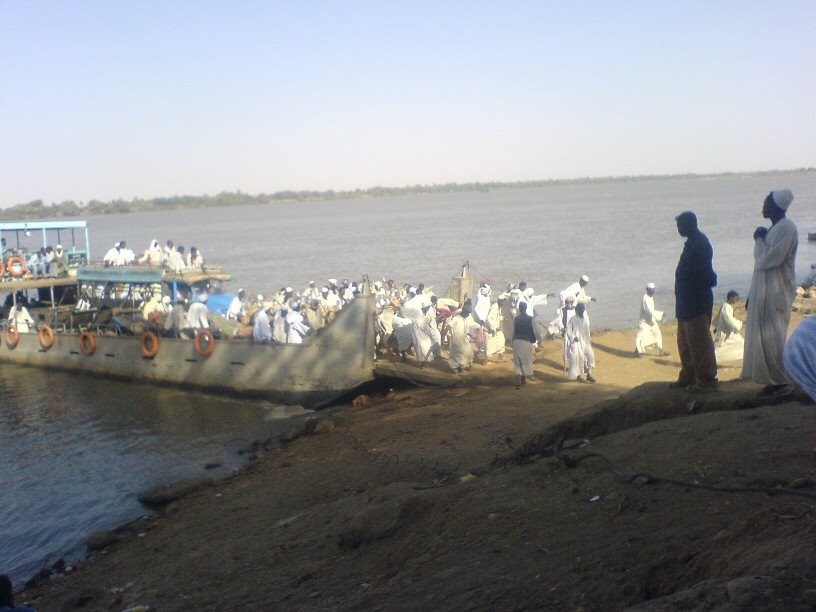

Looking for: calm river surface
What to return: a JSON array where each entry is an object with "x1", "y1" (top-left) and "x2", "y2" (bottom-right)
[{"x1": 2, "y1": 173, "x2": 815, "y2": 584}]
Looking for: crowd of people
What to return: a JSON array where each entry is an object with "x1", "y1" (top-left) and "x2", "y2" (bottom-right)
[
  {"x1": 102, "y1": 239, "x2": 204, "y2": 272},
  {"x1": 4, "y1": 187, "x2": 816, "y2": 403}
]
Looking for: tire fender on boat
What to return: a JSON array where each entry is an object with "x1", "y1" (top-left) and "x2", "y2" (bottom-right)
[
  {"x1": 5, "y1": 325, "x2": 19, "y2": 349},
  {"x1": 140, "y1": 331, "x2": 159, "y2": 359},
  {"x1": 194, "y1": 329, "x2": 215, "y2": 357},
  {"x1": 39, "y1": 325, "x2": 55, "y2": 349},
  {"x1": 79, "y1": 332, "x2": 96, "y2": 356},
  {"x1": 7, "y1": 256, "x2": 27, "y2": 277}
]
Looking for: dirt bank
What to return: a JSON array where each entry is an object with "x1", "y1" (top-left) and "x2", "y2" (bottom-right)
[{"x1": 19, "y1": 317, "x2": 816, "y2": 610}]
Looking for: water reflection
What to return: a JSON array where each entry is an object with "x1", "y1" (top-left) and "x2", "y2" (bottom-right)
[{"x1": 1, "y1": 364, "x2": 310, "y2": 585}]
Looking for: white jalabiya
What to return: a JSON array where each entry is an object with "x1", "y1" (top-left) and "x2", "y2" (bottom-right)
[
  {"x1": 8, "y1": 305, "x2": 35, "y2": 333},
  {"x1": 635, "y1": 293, "x2": 664, "y2": 354},
  {"x1": 447, "y1": 313, "x2": 476, "y2": 370},
  {"x1": 402, "y1": 305, "x2": 440, "y2": 363},
  {"x1": 272, "y1": 311, "x2": 288, "y2": 343},
  {"x1": 473, "y1": 285, "x2": 491, "y2": 323},
  {"x1": 529, "y1": 294, "x2": 550, "y2": 341},
  {"x1": 390, "y1": 313, "x2": 414, "y2": 352},
  {"x1": 498, "y1": 295, "x2": 514, "y2": 341},
  {"x1": 285, "y1": 310, "x2": 310, "y2": 344},
  {"x1": 566, "y1": 313, "x2": 595, "y2": 379},
  {"x1": 484, "y1": 303, "x2": 506, "y2": 357},
  {"x1": 742, "y1": 217, "x2": 798, "y2": 384},
  {"x1": 713, "y1": 302, "x2": 744, "y2": 362},
  {"x1": 783, "y1": 316, "x2": 816, "y2": 401},
  {"x1": 559, "y1": 281, "x2": 591, "y2": 308}
]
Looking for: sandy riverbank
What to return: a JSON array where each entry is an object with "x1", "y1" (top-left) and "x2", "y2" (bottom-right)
[{"x1": 18, "y1": 312, "x2": 816, "y2": 610}]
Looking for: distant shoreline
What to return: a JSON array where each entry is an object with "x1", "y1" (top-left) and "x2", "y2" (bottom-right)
[{"x1": 3, "y1": 167, "x2": 813, "y2": 221}]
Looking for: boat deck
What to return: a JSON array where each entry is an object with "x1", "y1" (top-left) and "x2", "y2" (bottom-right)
[{"x1": 0, "y1": 276, "x2": 77, "y2": 292}]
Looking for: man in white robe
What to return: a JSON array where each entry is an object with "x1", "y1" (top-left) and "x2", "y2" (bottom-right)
[
  {"x1": 272, "y1": 307, "x2": 288, "y2": 343},
  {"x1": 252, "y1": 308, "x2": 272, "y2": 344},
  {"x1": 566, "y1": 303, "x2": 596, "y2": 382},
  {"x1": 557, "y1": 296, "x2": 577, "y2": 370},
  {"x1": 8, "y1": 303, "x2": 35, "y2": 333},
  {"x1": 186, "y1": 300, "x2": 210, "y2": 329},
  {"x1": 713, "y1": 290, "x2": 744, "y2": 363},
  {"x1": 484, "y1": 301, "x2": 505, "y2": 358},
  {"x1": 742, "y1": 189, "x2": 798, "y2": 391},
  {"x1": 559, "y1": 275, "x2": 593, "y2": 308},
  {"x1": 285, "y1": 305, "x2": 310, "y2": 344},
  {"x1": 473, "y1": 283, "x2": 491, "y2": 324},
  {"x1": 635, "y1": 282, "x2": 669, "y2": 357},
  {"x1": 530, "y1": 293, "x2": 553, "y2": 342},
  {"x1": 447, "y1": 305, "x2": 476, "y2": 372}
]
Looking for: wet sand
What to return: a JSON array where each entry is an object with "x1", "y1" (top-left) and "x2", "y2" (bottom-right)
[{"x1": 18, "y1": 312, "x2": 816, "y2": 610}]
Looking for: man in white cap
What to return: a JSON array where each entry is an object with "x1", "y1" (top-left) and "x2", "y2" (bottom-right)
[
  {"x1": 559, "y1": 275, "x2": 594, "y2": 309},
  {"x1": 635, "y1": 282, "x2": 669, "y2": 357},
  {"x1": 742, "y1": 189, "x2": 798, "y2": 393},
  {"x1": 303, "y1": 281, "x2": 321, "y2": 301}
]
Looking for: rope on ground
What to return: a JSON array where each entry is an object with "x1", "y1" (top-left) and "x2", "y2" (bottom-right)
[
  {"x1": 562, "y1": 451, "x2": 816, "y2": 501},
  {"x1": 337, "y1": 424, "x2": 462, "y2": 482}
]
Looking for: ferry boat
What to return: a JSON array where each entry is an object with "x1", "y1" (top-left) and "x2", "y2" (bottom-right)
[{"x1": 0, "y1": 221, "x2": 376, "y2": 407}]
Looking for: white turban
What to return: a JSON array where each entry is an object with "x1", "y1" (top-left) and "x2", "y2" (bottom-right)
[
  {"x1": 771, "y1": 189, "x2": 793, "y2": 210},
  {"x1": 580, "y1": 274, "x2": 590, "y2": 283},
  {"x1": 646, "y1": 282, "x2": 655, "y2": 289}
]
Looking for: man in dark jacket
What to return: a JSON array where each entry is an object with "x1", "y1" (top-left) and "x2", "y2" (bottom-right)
[{"x1": 674, "y1": 211, "x2": 718, "y2": 390}]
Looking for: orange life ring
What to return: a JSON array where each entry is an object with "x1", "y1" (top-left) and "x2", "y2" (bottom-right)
[
  {"x1": 140, "y1": 331, "x2": 160, "y2": 358},
  {"x1": 79, "y1": 332, "x2": 96, "y2": 356},
  {"x1": 5, "y1": 324, "x2": 19, "y2": 349},
  {"x1": 39, "y1": 325, "x2": 55, "y2": 349},
  {"x1": 7, "y1": 256, "x2": 27, "y2": 277},
  {"x1": 194, "y1": 328, "x2": 215, "y2": 357}
]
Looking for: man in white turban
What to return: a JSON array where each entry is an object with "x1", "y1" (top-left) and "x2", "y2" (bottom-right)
[
  {"x1": 635, "y1": 282, "x2": 669, "y2": 357},
  {"x1": 742, "y1": 189, "x2": 798, "y2": 393}
]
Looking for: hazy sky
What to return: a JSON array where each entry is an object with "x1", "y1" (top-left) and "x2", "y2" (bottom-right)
[{"x1": 1, "y1": 1, "x2": 814, "y2": 206}]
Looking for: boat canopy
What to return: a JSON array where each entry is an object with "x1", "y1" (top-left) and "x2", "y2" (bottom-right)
[
  {"x1": 0, "y1": 220, "x2": 91, "y2": 265},
  {"x1": 77, "y1": 266, "x2": 164, "y2": 284}
]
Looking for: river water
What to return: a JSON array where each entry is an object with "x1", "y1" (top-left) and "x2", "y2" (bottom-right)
[{"x1": 2, "y1": 172, "x2": 815, "y2": 585}]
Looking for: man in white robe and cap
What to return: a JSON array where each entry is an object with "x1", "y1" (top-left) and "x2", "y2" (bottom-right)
[
  {"x1": 635, "y1": 282, "x2": 669, "y2": 357},
  {"x1": 559, "y1": 275, "x2": 594, "y2": 309},
  {"x1": 742, "y1": 189, "x2": 798, "y2": 393},
  {"x1": 713, "y1": 290, "x2": 744, "y2": 362},
  {"x1": 566, "y1": 302, "x2": 596, "y2": 382}
]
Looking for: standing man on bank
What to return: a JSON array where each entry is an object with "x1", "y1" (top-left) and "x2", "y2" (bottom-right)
[
  {"x1": 742, "y1": 189, "x2": 798, "y2": 393},
  {"x1": 673, "y1": 211, "x2": 718, "y2": 390}
]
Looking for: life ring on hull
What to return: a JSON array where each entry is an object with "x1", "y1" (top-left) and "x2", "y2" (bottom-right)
[
  {"x1": 5, "y1": 325, "x2": 19, "y2": 349},
  {"x1": 140, "y1": 331, "x2": 159, "y2": 359},
  {"x1": 194, "y1": 329, "x2": 215, "y2": 358},
  {"x1": 79, "y1": 332, "x2": 96, "y2": 356},
  {"x1": 39, "y1": 325, "x2": 55, "y2": 349},
  {"x1": 7, "y1": 256, "x2": 27, "y2": 277}
]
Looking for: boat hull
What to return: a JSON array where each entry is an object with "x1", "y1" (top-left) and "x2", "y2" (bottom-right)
[{"x1": 0, "y1": 295, "x2": 376, "y2": 408}]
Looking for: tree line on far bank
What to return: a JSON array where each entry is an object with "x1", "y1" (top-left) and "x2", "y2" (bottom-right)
[{"x1": 3, "y1": 168, "x2": 813, "y2": 221}]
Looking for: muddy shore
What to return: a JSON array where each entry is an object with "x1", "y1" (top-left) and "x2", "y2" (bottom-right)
[{"x1": 18, "y1": 313, "x2": 816, "y2": 610}]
